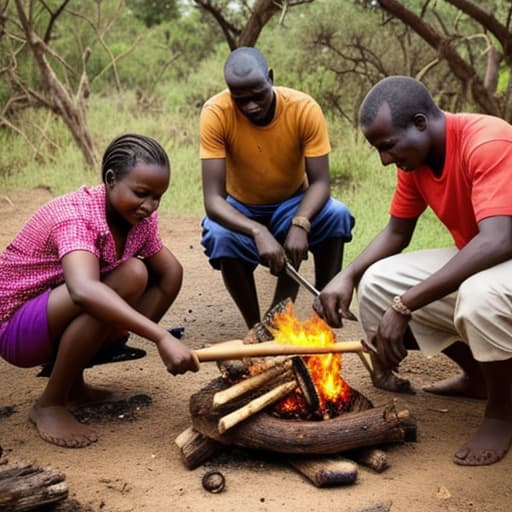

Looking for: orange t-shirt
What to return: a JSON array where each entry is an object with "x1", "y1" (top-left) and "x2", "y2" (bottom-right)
[
  {"x1": 199, "y1": 86, "x2": 330, "y2": 204},
  {"x1": 390, "y1": 113, "x2": 512, "y2": 248}
]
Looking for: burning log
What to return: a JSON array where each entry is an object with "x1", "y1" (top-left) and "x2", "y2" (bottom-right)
[
  {"x1": 0, "y1": 459, "x2": 68, "y2": 511},
  {"x1": 287, "y1": 455, "x2": 358, "y2": 487},
  {"x1": 190, "y1": 377, "x2": 414, "y2": 455}
]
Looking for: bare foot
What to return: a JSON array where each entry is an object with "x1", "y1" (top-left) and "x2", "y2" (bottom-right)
[
  {"x1": 423, "y1": 374, "x2": 486, "y2": 399},
  {"x1": 69, "y1": 381, "x2": 113, "y2": 405},
  {"x1": 29, "y1": 403, "x2": 98, "y2": 448},
  {"x1": 453, "y1": 417, "x2": 512, "y2": 466}
]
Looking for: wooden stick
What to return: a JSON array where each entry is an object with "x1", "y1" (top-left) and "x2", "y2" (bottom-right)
[
  {"x1": 213, "y1": 359, "x2": 293, "y2": 408},
  {"x1": 288, "y1": 456, "x2": 358, "y2": 487},
  {"x1": 174, "y1": 427, "x2": 223, "y2": 469},
  {"x1": 195, "y1": 339, "x2": 366, "y2": 362},
  {"x1": 217, "y1": 380, "x2": 297, "y2": 434}
]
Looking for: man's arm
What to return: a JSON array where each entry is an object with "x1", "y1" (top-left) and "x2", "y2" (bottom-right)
[
  {"x1": 316, "y1": 215, "x2": 417, "y2": 327},
  {"x1": 201, "y1": 158, "x2": 286, "y2": 274},
  {"x1": 401, "y1": 215, "x2": 512, "y2": 311}
]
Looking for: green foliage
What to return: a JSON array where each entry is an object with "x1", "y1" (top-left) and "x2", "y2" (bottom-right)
[{"x1": 126, "y1": 0, "x2": 179, "y2": 27}]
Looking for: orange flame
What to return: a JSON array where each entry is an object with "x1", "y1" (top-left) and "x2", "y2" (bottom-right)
[{"x1": 269, "y1": 302, "x2": 351, "y2": 418}]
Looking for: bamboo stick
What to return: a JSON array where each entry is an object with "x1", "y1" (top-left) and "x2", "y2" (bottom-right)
[
  {"x1": 217, "y1": 380, "x2": 297, "y2": 434},
  {"x1": 195, "y1": 339, "x2": 366, "y2": 362},
  {"x1": 213, "y1": 359, "x2": 293, "y2": 408}
]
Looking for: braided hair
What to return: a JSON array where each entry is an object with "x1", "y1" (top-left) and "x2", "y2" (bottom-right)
[
  {"x1": 101, "y1": 133, "x2": 170, "y2": 182},
  {"x1": 359, "y1": 76, "x2": 442, "y2": 130}
]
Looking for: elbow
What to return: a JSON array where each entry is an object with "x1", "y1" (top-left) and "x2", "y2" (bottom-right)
[{"x1": 67, "y1": 285, "x2": 92, "y2": 309}]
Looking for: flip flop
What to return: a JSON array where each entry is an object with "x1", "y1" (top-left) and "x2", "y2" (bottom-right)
[{"x1": 36, "y1": 327, "x2": 186, "y2": 377}]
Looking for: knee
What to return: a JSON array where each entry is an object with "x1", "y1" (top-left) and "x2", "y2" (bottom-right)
[
  {"x1": 454, "y1": 275, "x2": 487, "y2": 328},
  {"x1": 116, "y1": 257, "x2": 149, "y2": 298},
  {"x1": 154, "y1": 258, "x2": 183, "y2": 296},
  {"x1": 358, "y1": 260, "x2": 388, "y2": 304}
]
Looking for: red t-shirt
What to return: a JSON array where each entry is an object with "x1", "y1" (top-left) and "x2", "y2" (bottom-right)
[{"x1": 390, "y1": 113, "x2": 512, "y2": 248}]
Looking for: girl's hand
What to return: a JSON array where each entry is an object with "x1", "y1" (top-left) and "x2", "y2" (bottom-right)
[{"x1": 156, "y1": 334, "x2": 200, "y2": 375}]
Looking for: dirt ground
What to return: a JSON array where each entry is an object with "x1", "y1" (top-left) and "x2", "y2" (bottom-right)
[{"x1": 1, "y1": 187, "x2": 511, "y2": 512}]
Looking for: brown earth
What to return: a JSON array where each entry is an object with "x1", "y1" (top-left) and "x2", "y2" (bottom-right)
[{"x1": 1, "y1": 187, "x2": 511, "y2": 512}]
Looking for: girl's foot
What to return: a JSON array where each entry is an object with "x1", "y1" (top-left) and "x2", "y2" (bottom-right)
[
  {"x1": 69, "y1": 381, "x2": 113, "y2": 405},
  {"x1": 29, "y1": 403, "x2": 98, "y2": 448},
  {"x1": 453, "y1": 417, "x2": 512, "y2": 466},
  {"x1": 423, "y1": 374, "x2": 486, "y2": 399}
]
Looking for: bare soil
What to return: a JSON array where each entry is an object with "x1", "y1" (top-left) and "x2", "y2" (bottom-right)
[{"x1": 1, "y1": 188, "x2": 511, "y2": 512}]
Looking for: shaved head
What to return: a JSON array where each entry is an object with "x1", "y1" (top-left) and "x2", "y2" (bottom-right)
[
  {"x1": 359, "y1": 76, "x2": 442, "y2": 130},
  {"x1": 224, "y1": 47, "x2": 269, "y2": 86}
]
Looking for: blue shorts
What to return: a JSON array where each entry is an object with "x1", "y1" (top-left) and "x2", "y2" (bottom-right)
[
  {"x1": 0, "y1": 289, "x2": 53, "y2": 368},
  {"x1": 201, "y1": 194, "x2": 354, "y2": 270}
]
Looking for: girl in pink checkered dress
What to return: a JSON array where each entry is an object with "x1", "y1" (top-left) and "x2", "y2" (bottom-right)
[{"x1": 0, "y1": 134, "x2": 199, "y2": 448}]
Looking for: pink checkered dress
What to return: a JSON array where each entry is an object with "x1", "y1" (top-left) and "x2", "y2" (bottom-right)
[{"x1": 0, "y1": 185, "x2": 163, "y2": 322}]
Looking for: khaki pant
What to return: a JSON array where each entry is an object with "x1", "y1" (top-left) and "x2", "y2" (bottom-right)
[{"x1": 357, "y1": 248, "x2": 512, "y2": 362}]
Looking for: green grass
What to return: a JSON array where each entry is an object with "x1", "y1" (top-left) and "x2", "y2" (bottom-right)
[{"x1": 0, "y1": 93, "x2": 452, "y2": 263}]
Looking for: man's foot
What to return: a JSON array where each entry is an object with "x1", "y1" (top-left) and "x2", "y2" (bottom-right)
[
  {"x1": 423, "y1": 373, "x2": 486, "y2": 399},
  {"x1": 29, "y1": 403, "x2": 98, "y2": 448},
  {"x1": 453, "y1": 417, "x2": 512, "y2": 466}
]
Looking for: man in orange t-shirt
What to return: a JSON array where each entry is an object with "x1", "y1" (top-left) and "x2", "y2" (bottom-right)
[
  {"x1": 200, "y1": 47, "x2": 354, "y2": 329},
  {"x1": 315, "y1": 76, "x2": 512, "y2": 467}
]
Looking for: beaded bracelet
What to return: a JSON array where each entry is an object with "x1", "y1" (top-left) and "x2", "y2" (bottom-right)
[{"x1": 391, "y1": 295, "x2": 412, "y2": 317}]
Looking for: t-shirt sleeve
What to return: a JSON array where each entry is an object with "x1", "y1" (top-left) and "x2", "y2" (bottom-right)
[
  {"x1": 199, "y1": 104, "x2": 227, "y2": 159},
  {"x1": 389, "y1": 170, "x2": 427, "y2": 218},
  {"x1": 468, "y1": 140, "x2": 512, "y2": 221},
  {"x1": 51, "y1": 219, "x2": 101, "y2": 259},
  {"x1": 302, "y1": 99, "x2": 331, "y2": 157}
]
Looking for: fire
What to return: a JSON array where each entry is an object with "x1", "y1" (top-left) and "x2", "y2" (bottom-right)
[{"x1": 269, "y1": 302, "x2": 352, "y2": 419}]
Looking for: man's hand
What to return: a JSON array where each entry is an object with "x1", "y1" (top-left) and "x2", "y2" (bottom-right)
[
  {"x1": 254, "y1": 228, "x2": 287, "y2": 275},
  {"x1": 313, "y1": 271, "x2": 356, "y2": 328},
  {"x1": 284, "y1": 226, "x2": 309, "y2": 268},
  {"x1": 372, "y1": 308, "x2": 410, "y2": 370}
]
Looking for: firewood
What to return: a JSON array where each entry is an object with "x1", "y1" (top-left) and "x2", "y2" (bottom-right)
[
  {"x1": 174, "y1": 427, "x2": 224, "y2": 469},
  {"x1": 218, "y1": 380, "x2": 297, "y2": 434},
  {"x1": 191, "y1": 379, "x2": 412, "y2": 454},
  {"x1": 350, "y1": 448, "x2": 389, "y2": 473},
  {"x1": 213, "y1": 358, "x2": 293, "y2": 408},
  {"x1": 288, "y1": 455, "x2": 358, "y2": 487},
  {"x1": 291, "y1": 356, "x2": 320, "y2": 411},
  {"x1": 0, "y1": 461, "x2": 68, "y2": 511}
]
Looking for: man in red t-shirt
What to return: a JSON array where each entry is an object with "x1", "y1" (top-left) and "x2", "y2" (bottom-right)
[{"x1": 315, "y1": 76, "x2": 512, "y2": 467}]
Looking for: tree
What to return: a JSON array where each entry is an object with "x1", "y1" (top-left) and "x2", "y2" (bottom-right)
[
  {"x1": 193, "y1": 0, "x2": 314, "y2": 50},
  {"x1": 0, "y1": 0, "x2": 142, "y2": 167},
  {"x1": 375, "y1": 0, "x2": 512, "y2": 120}
]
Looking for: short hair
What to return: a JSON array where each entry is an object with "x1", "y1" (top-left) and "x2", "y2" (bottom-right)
[
  {"x1": 101, "y1": 133, "x2": 170, "y2": 182},
  {"x1": 224, "y1": 47, "x2": 268, "y2": 84},
  {"x1": 359, "y1": 76, "x2": 441, "y2": 129}
]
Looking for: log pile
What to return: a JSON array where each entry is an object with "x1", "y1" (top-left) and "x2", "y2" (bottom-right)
[
  {"x1": 175, "y1": 299, "x2": 417, "y2": 487},
  {"x1": 0, "y1": 457, "x2": 68, "y2": 511}
]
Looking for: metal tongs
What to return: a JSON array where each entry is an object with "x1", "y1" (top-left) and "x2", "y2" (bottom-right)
[
  {"x1": 284, "y1": 261, "x2": 357, "y2": 321},
  {"x1": 283, "y1": 261, "x2": 375, "y2": 373}
]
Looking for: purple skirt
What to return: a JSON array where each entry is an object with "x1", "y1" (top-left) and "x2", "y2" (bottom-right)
[{"x1": 0, "y1": 289, "x2": 52, "y2": 368}]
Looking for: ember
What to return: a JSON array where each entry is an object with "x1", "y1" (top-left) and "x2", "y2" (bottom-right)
[{"x1": 269, "y1": 302, "x2": 352, "y2": 420}]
